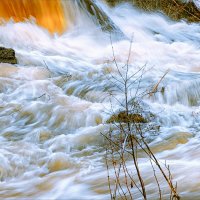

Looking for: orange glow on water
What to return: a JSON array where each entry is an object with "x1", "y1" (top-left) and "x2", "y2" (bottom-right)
[{"x1": 0, "y1": 0, "x2": 67, "y2": 34}]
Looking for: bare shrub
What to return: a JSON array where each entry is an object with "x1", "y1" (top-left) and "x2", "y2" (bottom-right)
[{"x1": 102, "y1": 36, "x2": 180, "y2": 200}]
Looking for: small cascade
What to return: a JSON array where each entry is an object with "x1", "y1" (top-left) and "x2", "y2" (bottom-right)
[{"x1": 150, "y1": 75, "x2": 200, "y2": 107}]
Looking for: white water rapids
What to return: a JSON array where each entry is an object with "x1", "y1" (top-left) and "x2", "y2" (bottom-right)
[{"x1": 0, "y1": 1, "x2": 200, "y2": 199}]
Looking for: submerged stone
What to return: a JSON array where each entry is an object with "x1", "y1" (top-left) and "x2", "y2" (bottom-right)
[
  {"x1": 0, "y1": 47, "x2": 17, "y2": 64},
  {"x1": 107, "y1": 111, "x2": 147, "y2": 123}
]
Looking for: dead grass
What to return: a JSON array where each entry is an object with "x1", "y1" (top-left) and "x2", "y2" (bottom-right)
[{"x1": 106, "y1": 0, "x2": 200, "y2": 22}]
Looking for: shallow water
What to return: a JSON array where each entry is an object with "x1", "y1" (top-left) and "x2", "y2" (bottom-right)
[{"x1": 0, "y1": 1, "x2": 200, "y2": 199}]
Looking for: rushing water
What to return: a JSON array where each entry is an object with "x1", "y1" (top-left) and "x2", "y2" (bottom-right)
[{"x1": 0, "y1": 1, "x2": 200, "y2": 199}]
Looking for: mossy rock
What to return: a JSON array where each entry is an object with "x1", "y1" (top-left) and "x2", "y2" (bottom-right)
[
  {"x1": 107, "y1": 111, "x2": 147, "y2": 123},
  {"x1": 0, "y1": 47, "x2": 17, "y2": 64}
]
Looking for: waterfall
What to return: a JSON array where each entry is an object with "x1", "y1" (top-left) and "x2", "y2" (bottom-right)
[
  {"x1": 0, "y1": 0, "x2": 125, "y2": 37},
  {"x1": 0, "y1": 0, "x2": 67, "y2": 34}
]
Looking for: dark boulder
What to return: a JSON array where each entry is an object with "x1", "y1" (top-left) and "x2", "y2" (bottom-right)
[{"x1": 0, "y1": 47, "x2": 17, "y2": 64}]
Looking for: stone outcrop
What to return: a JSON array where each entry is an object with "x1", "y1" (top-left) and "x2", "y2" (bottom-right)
[{"x1": 0, "y1": 47, "x2": 17, "y2": 64}]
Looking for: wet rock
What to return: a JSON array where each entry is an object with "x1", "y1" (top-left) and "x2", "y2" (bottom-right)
[
  {"x1": 107, "y1": 111, "x2": 147, "y2": 123},
  {"x1": 0, "y1": 47, "x2": 17, "y2": 64},
  {"x1": 77, "y1": 0, "x2": 126, "y2": 38}
]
